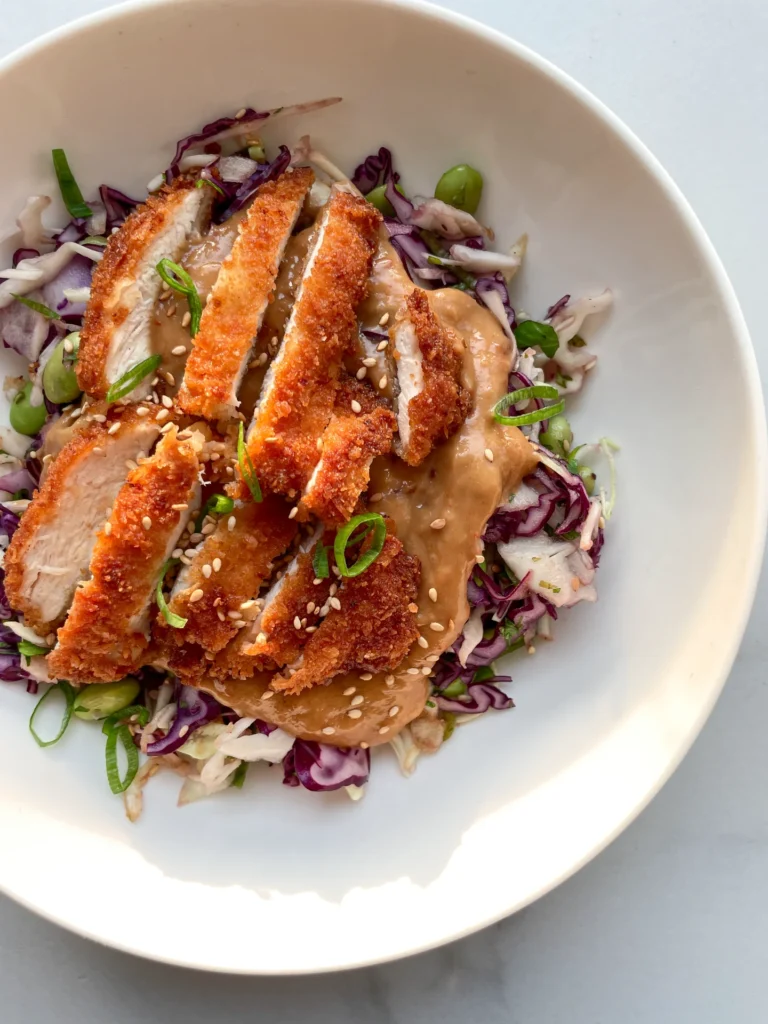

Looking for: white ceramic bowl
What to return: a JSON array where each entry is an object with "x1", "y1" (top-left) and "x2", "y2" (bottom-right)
[{"x1": 0, "y1": 0, "x2": 764, "y2": 974}]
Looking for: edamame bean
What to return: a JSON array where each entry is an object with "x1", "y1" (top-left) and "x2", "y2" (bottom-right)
[
  {"x1": 73, "y1": 678, "x2": 141, "y2": 721},
  {"x1": 578, "y1": 466, "x2": 597, "y2": 496},
  {"x1": 441, "y1": 679, "x2": 468, "y2": 699},
  {"x1": 365, "y1": 183, "x2": 405, "y2": 217},
  {"x1": 540, "y1": 414, "x2": 573, "y2": 457},
  {"x1": 248, "y1": 143, "x2": 266, "y2": 163},
  {"x1": 434, "y1": 164, "x2": 483, "y2": 214},
  {"x1": 10, "y1": 381, "x2": 47, "y2": 436},
  {"x1": 42, "y1": 334, "x2": 82, "y2": 405}
]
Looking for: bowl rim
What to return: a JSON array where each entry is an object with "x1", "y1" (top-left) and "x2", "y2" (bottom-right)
[{"x1": 0, "y1": 0, "x2": 766, "y2": 974}]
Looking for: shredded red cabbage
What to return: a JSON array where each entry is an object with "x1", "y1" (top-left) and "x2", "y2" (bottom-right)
[
  {"x1": 284, "y1": 740, "x2": 370, "y2": 791},
  {"x1": 214, "y1": 146, "x2": 291, "y2": 223},
  {"x1": 166, "y1": 108, "x2": 269, "y2": 182},
  {"x1": 351, "y1": 146, "x2": 400, "y2": 193},
  {"x1": 475, "y1": 273, "x2": 517, "y2": 333},
  {"x1": 145, "y1": 684, "x2": 224, "y2": 755}
]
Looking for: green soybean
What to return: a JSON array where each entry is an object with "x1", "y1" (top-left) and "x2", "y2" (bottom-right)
[
  {"x1": 441, "y1": 679, "x2": 468, "y2": 699},
  {"x1": 73, "y1": 679, "x2": 141, "y2": 721},
  {"x1": 248, "y1": 143, "x2": 266, "y2": 163},
  {"x1": 42, "y1": 335, "x2": 81, "y2": 405},
  {"x1": 434, "y1": 164, "x2": 483, "y2": 214},
  {"x1": 365, "y1": 183, "x2": 405, "y2": 217},
  {"x1": 540, "y1": 414, "x2": 573, "y2": 457},
  {"x1": 10, "y1": 382, "x2": 47, "y2": 436}
]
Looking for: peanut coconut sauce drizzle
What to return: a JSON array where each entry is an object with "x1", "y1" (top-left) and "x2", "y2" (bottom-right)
[{"x1": 198, "y1": 238, "x2": 537, "y2": 748}]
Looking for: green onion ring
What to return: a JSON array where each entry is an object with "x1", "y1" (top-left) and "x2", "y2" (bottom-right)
[
  {"x1": 11, "y1": 294, "x2": 59, "y2": 319},
  {"x1": 105, "y1": 723, "x2": 140, "y2": 794},
  {"x1": 237, "y1": 422, "x2": 263, "y2": 503},
  {"x1": 334, "y1": 513, "x2": 387, "y2": 578},
  {"x1": 156, "y1": 258, "x2": 203, "y2": 336},
  {"x1": 29, "y1": 681, "x2": 76, "y2": 748},
  {"x1": 493, "y1": 384, "x2": 565, "y2": 427},
  {"x1": 312, "y1": 541, "x2": 329, "y2": 579},
  {"x1": 106, "y1": 354, "x2": 162, "y2": 403},
  {"x1": 101, "y1": 705, "x2": 150, "y2": 737},
  {"x1": 52, "y1": 148, "x2": 93, "y2": 219},
  {"x1": 156, "y1": 559, "x2": 187, "y2": 629}
]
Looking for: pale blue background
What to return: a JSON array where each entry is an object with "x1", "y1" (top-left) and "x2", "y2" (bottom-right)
[{"x1": 2, "y1": 1, "x2": 767, "y2": 1020}]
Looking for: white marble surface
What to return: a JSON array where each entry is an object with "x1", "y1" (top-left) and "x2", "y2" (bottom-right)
[{"x1": 1, "y1": 0, "x2": 767, "y2": 1019}]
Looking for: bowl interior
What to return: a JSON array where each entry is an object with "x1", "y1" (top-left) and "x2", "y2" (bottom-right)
[{"x1": 0, "y1": 0, "x2": 763, "y2": 973}]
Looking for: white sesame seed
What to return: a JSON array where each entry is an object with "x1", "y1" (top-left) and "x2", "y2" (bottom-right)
[
  {"x1": 212, "y1": 558, "x2": 222, "y2": 572},
  {"x1": 201, "y1": 523, "x2": 215, "y2": 535},
  {"x1": 313, "y1": 578, "x2": 323, "y2": 586},
  {"x1": 288, "y1": 506, "x2": 298, "y2": 520},
  {"x1": 307, "y1": 602, "x2": 315, "y2": 614},
  {"x1": 408, "y1": 603, "x2": 419, "y2": 613},
  {"x1": 475, "y1": 553, "x2": 485, "y2": 563},
  {"x1": 430, "y1": 518, "x2": 446, "y2": 530},
  {"x1": 189, "y1": 532, "x2": 203, "y2": 543},
  {"x1": 189, "y1": 589, "x2": 204, "y2": 603},
  {"x1": 160, "y1": 422, "x2": 174, "y2": 434},
  {"x1": 428, "y1": 587, "x2": 438, "y2": 602},
  {"x1": 63, "y1": 338, "x2": 74, "y2": 354},
  {"x1": 330, "y1": 596, "x2": 342, "y2": 611},
  {"x1": 179, "y1": 555, "x2": 192, "y2": 565},
  {"x1": 350, "y1": 694, "x2": 364, "y2": 706},
  {"x1": 322, "y1": 726, "x2": 336, "y2": 736},
  {"x1": 235, "y1": 107, "x2": 247, "y2": 118},
  {"x1": 258, "y1": 351, "x2": 268, "y2": 365},
  {"x1": 172, "y1": 548, "x2": 183, "y2": 559},
  {"x1": 421, "y1": 666, "x2": 432, "y2": 675},
  {"x1": 240, "y1": 600, "x2": 256, "y2": 611},
  {"x1": 332, "y1": 566, "x2": 341, "y2": 577},
  {"x1": 181, "y1": 311, "x2": 192, "y2": 328},
  {"x1": 178, "y1": 725, "x2": 189, "y2": 738},
  {"x1": 156, "y1": 408, "x2": 169, "y2": 422},
  {"x1": 125, "y1": 459, "x2": 138, "y2": 471},
  {"x1": 93, "y1": 414, "x2": 106, "y2": 423},
  {"x1": 171, "y1": 344, "x2": 187, "y2": 356},
  {"x1": 261, "y1": 690, "x2": 274, "y2": 700},
  {"x1": 599, "y1": 516, "x2": 606, "y2": 529},
  {"x1": 202, "y1": 564, "x2": 212, "y2": 578},
  {"x1": 385, "y1": 675, "x2": 395, "y2": 687},
  {"x1": 217, "y1": 610, "x2": 226, "y2": 621},
  {"x1": 407, "y1": 668, "x2": 420, "y2": 675},
  {"x1": 377, "y1": 339, "x2": 388, "y2": 351},
  {"x1": 351, "y1": 400, "x2": 362, "y2": 413},
  {"x1": 343, "y1": 686, "x2": 356, "y2": 696},
  {"x1": 293, "y1": 616, "x2": 302, "y2": 629},
  {"x1": 305, "y1": 625, "x2": 318, "y2": 633},
  {"x1": 429, "y1": 622, "x2": 445, "y2": 632},
  {"x1": 142, "y1": 516, "x2": 152, "y2": 530},
  {"x1": 378, "y1": 726, "x2": 390, "y2": 735},
  {"x1": 347, "y1": 709, "x2": 362, "y2": 719},
  {"x1": 184, "y1": 548, "x2": 197, "y2": 558},
  {"x1": 227, "y1": 516, "x2": 236, "y2": 532},
  {"x1": 417, "y1": 636, "x2": 429, "y2": 648},
  {"x1": 319, "y1": 604, "x2": 330, "y2": 616},
  {"x1": 378, "y1": 375, "x2": 388, "y2": 389},
  {"x1": 426, "y1": 654, "x2": 440, "y2": 663},
  {"x1": 359, "y1": 672, "x2": 372, "y2": 681},
  {"x1": 356, "y1": 367, "x2": 367, "y2": 380},
  {"x1": 362, "y1": 357, "x2": 376, "y2": 367},
  {"x1": 484, "y1": 448, "x2": 494, "y2": 462},
  {"x1": 379, "y1": 312, "x2": 390, "y2": 326},
  {"x1": 369, "y1": 492, "x2": 383, "y2": 503},
  {"x1": 70, "y1": 407, "x2": 83, "y2": 419},
  {"x1": 104, "y1": 522, "x2": 112, "y2": 536},
  {"x1": 389, "y1": 705, "x2": 400, "y2": 716},
  {"x1": 329, "y1": 583, "x2": 338, "y2": 596},
  {"x1": 256, "y1": 632, "x2": 267, "y2": 644},
  {"x1": 228, "y1": 610, "x2": 243, "y2": 620},
  {"x1": 528, "y1": 645, "x2": 536, "y2": 655},
  {"x1": 161, "y1": 395, "x2": 173, "y2": 409}
]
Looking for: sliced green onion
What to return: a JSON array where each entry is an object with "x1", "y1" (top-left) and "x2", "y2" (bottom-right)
[
  {"x1": 156, "y1": 258, "x2": 203, "y2": 336},
  {"x1": 514, "y1": 319, "x2": 559, "y2": 359},
  {"x1": 312, "y1": 541, "x2": 329, "y2": 579},
  {"x1": 106, "y1": 354, "x2": 161, "y2": 403},
  {"x1": 11, "y1": 294, "x2": 59, "y2": 319},
  {"x1": 52, "y1": 148, "x2": 93, "y2": 219},
  {"x1": 493, "y1": 385, "x2": 565, "y2": 427},
  {"x1": 334, "y1": 512, "x2": 386, "y2": 578},
  {"x1": 196, "y1": 177, "x2": 225, "y2": 196},
  {"x1": 82, "y1": 235, "x2": 109, "y2": 246},
  {"x1": 442, "y1": 712, "x2": 457, "y2": 741},
  {"x1": 237, "y1": 421, "x2": 262, "y2": 503},
  {"x1": 195, "y1": 492, "x2": 234, "y2": 530},
  {"x1": 101, "y1": 704, "x2": 149, "y2": 736},
  {"x1": 105, "y1": 724, "x2": 139, "y2": 793},
  {"x1": 231, "y1": 761, "x2": 249, "y2": 789},
  {"x1": 18, "y1": 639, "x2": 49, "y2": 660},
  {"x1": 156, "y1": 559, "x2": 187, "y2": 629},
  {"x1": 441, "y1": 679, "x2": 467, "y2": 698},
  {"x1": 29, "y1": 681, "x2": 75, "y2": 748}
]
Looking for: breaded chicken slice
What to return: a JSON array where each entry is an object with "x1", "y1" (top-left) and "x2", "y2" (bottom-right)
[
  {"x1": 3, "y1": 407, "x2": 160, "y2": 634},
  {"x1": 46, "y1": 428, "x2": 202, "y2": 683},
  {"x1": 392, "y1": 288, "x2": 472, "y2": 466},
  {"x1": 177, "y1": 168, "x2": 314, "y2": 422},
  {"x1": 77, "y1": 176, "x2": 212, "y2": 400},
  {"x1": 163, "y1": 495, "x2": 297, "y2": 653},
  {"x1": 242, "y1": 529, "x2": 333, "y2": 668},
  {"x1": 299, "y1": 377, "x2": 395, "y2": 524},
  {"x1": 271, "y1": 529, "x2": 420, "y2": 695},
  {"x1": 240, "y1": 189, "x2": 381, "y2": 497}
]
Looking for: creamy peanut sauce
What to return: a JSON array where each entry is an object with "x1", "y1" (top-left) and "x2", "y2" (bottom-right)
[{"x1": 199, "y1": 241, "x2": 537, "y2": 748}]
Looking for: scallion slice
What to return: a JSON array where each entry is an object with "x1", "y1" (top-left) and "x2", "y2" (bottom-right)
[
  {"x1": 106, "y1": 354, "x2": 161, "y2": 403},
  {"x1": 196, "y1": 177, "x2": 225, "y2": 196},
  {"x1": 195, "y1": 493, "x2": 234, "y2": 530},
  {"x1": 493, "y1": 384, "x2": 565, "y2": 427},
  {"x1": 156, "y1": 258, "x2": 203, "y2": 336},
  {"x1": 312, "y1": 541, "x2": 329, "y2": 579},
  {"x1": 52, "y1": 148, "x2": 93, "y2": 219},
  {"x1": 334, "y1": 512, "x2": 386, "y2": 578},
  {"x1": 237, "y1": 422, "x2": 262, "y2": 503},
  {"x1": 101, "y1": 705, "x2": 150, "y2": 736},
  {"x1": 156, "y1": 559, "x2": 187, "y2": 629},
  {"x1": 29, "y1": 681, "x2": 75, "y2": 748},
  {"x1": 18, "y1": 639, "x2": 49, "y2": 660},
  {"x1": 105, "y1": 724, "x2": 139, "y2": 794},
  {"x1": 11, "y1": 294, "x2": 59, "y2": 319}
]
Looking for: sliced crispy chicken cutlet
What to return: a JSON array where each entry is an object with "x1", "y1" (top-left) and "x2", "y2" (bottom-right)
[
  {"x1": 271, "y1": 529, "x2": 420, "y2": 696},
  {"x1": 77, "y1": 176, "x2": 212, "y2": 400},
  {"x1": 240, "y1": 189, "x2": 381, "y2": 497},
  {"x1": 177, "y1": 168, "x2": 314, "y2": 422},
  {"x1": 163, "y1": 496, "x2": 297, "y2": 653},
  {"x1": 3, "y1": 408, "x2": 160, "y2": 633},
  {"x1": 47, "y1": 428, "x2": 202, "y2": 683},
  {"x1": 392, "y1": 288, "x2": 472, "y2": 466},
  {"x1": 242, "y1": 529, "x2": 333, "y2": 668},
  {"x1": 299, "y1": 377, "x2": 395, "y2": 524}
]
